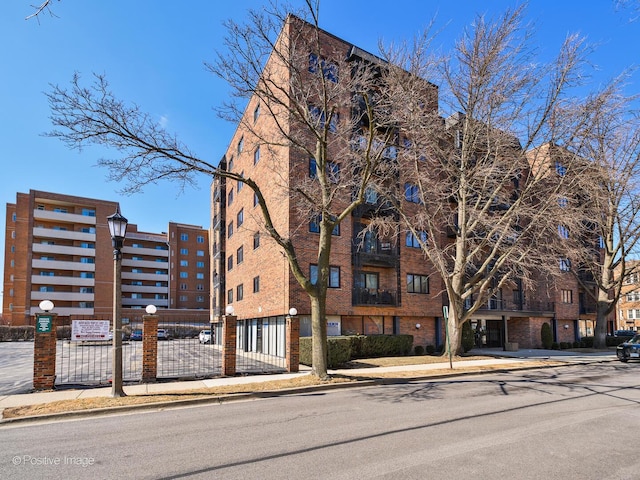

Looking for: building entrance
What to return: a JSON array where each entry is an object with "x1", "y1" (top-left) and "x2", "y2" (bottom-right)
[{"x1": 485, "y1": 320, "x2": 504, "y2": 348}]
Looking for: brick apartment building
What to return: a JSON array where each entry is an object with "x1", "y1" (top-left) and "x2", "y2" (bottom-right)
[
  {"x1": 2, "y1": 190, "x2": 209, "y2": 325},
  {"x1": 614, "y1": 260, "x2": 640, "y2": 332},
  {"x1": 209, "y1": 16, "x2": 604, "y2": 351}
]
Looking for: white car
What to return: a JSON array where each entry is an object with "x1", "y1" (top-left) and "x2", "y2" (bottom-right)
[{"x1": 199, "y1": 330, "x2": 212, "y2": 343}]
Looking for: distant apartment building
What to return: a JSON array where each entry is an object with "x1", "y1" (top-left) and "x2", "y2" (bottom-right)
[
  {"x1": 614, "y1": 261, "x2": 640, "y2": 332},
  {"x1": 209, "y1": 16, "x2": 604, "y2": 350},
  {"x1": 2, "y1": 190, "x2": 209, "y2": 325}
]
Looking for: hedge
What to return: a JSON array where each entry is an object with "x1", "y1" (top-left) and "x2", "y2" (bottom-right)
[
  {"x1": 300, "y1": 334, "x2": 414, "y2": 368},
  {"x1": 0, "y1": 325, "x2": 35, "y2": 341}
]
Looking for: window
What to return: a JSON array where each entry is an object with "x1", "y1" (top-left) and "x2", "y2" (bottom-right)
[
  {"x1": 253, "y1": 104, "x2": 260, "y2": 123},
  {"x1": 131, "y1": 293, "x2": 143, "y2": 299},
  {"x1": 559, "y1": 258, "x2": 571, "y2": 272},
  {"x1": 180, "y1": 260, "x2": 188, "y2": 267},
  {"x1": 81, "y1": 208, "x2": 96, "y2": 217},
  {"x1": 237, "y1": 136, "x2": 244, "y2": 154},
  {"x1": 180, "y1": 295, "x2": 188, "y2": 302},
  {"x1": 626, "y1": 291, "x2": 640, "y2": 302},
  {"x1": 308, "y1": 106, "x2": 339, "y2": 133},
  {"x1": 238, "y1": 172, "x2": 244, "y2": 192},
  {"x1": 40, "y1": 271, "x2": 55, "y2": 276},
  {"x1": 227, "y1": 289, "x2": 233, "y2": 304},
  {"x1": 558, "y1": 225, "x2": 569, "y2": 239},
  {"x1": 237, "y1": 209, "x2": 244, "y2": 227},
  {"x1": 228, "y1": 221, "x2": 234, "y2": 238},
  {"x1": 237, "y1": 246, "x2": 244, "y2": 264},
  {"x1": 80, "y1": 242, "x2": 95, "y2": 249},
  {"x1": 404, "y1": 183, "x2": 421, "y2": 203},
  {"x1": 555, "y1": 161, "x2": 567, "y2": 176},
  {"x1": 80, "y1": 257, "x2": 95, "y2": 264},
  {"x1": 237, "y1": 284, "x2": 244, "y2": 301},
  {"x1": 227, "y1": 156, "x2": 234, "y2": 172},
  {"x1": 253, "y1": 276, "x2": 260, "y2": 293},
  {"x1": 80, "y1": 272, "x2": 94, "y2": 278},
  {"x1": 180, "y1": 248, "x2": 188, "y2": 255},
  {"x1": 365, "y1": 187, "x2": 378, "y2": 204},
  {"x1": 405, "y1": 231, "x2": 427, "y2": 248},
  {"x1": 254, "y1": 146, "x2": 260, "y2": 165},
  {"x1": 309, "y1": 158, "x2": 340, "y2": 181},
  {"x1": 196, "y1": 261, "x2": 205, "y2": 268},
  {"x1": 180, "y1": 272, "x2": 188, "y2": 279},
  {"x1": 253, "y1": 232, "x2": 260, "y2": 250},
  {"x1": 561, "y1": 289, "x2": 573, "y2": 303},
  {"x1": 39, "y1": 286, "x2": 54, "y2": 292},
  {"x1": 197, "y1": 235, "x2": 205, "y2": 243},
  {"x1": 197, "y1": 250, "x2": 205, "y2": 257},
  {"x1": 180, "y1": 233, "x2": 189, "y2": 241},
  {"x1": 80, "y1": 287, "x2": 94, "y2": 293},
  {"x1": 625, "y1": 273, "x2": 639, "y2": 284},
  {"x1": 197, "y1": 295, "x2": 205, "y2": 303},
  {"x1": 197, "y1": 284, "x2": 204, "y2": 291},
  {"x1": 196, "y1": 273, "x2": 204, "y2": 280},
  {"x1": 407, "y1": 274, "x2": 429, "y2": 294},
  {"x1": 309, "y1": 215, "x2": 340, "y2": 235},
  {"x1": 356, "y1": 272, "x2": 378, "y2": 290},
  {"x1": 228, "y1": 187, "x2": 234, "y2": 206},
  {"x1": 558, "y1": 196, "x2": 568, "y2": 208},
  {"x1": 627, "y1": 309, "x2": 640, "y2": 319},
  {"x1": 180, "y1": 283, "x2": 187, "y2": 290},
  {"x1": 309, "y1": 53, "x2": 338, "y2": 82},
  {"x1": 227, "y1": 255, "x2": 233, "y2": 271},
  {"x1": 53, "y1": 207, "x2": 68, "y2": 213},
  {"x1": 253, "y1": 192, "x2": 259, "y2": 207},
  {"x1": 310, "y1": 265, "x2": 340, "y2": 288}
]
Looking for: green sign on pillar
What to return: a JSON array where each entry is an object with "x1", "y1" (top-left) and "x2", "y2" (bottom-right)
[{"x1": 36, "y1": 315, "x2": 53, "y2": 333}]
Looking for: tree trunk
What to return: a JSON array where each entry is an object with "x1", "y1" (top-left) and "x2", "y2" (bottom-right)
[
  {"x1": 593, "y1": 291, "x2": 611, "y2": 349},
  {"x1": 310, "y1": 294, "x2": 328, "y2": 378}
]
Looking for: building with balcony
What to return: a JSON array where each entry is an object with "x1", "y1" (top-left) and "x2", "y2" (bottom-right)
[{"x1": 2, "y1": 190, "x2": 209, "y2": 325}]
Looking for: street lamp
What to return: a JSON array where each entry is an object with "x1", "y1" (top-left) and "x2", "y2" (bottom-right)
[
  {"x1": 39, "y1": 300, "x2": 54, "y2": 313},
  {"x1": 107, "y1": 206, "x2": 128, "y2": 397}
]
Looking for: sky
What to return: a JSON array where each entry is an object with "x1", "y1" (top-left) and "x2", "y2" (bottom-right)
[{"x1": 1, "y1": 0, "x2": 638, "y2": 302}]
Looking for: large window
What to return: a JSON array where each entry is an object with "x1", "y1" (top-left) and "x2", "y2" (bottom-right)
[
  {"x1": 308, "y1": 53, "x2": 338, "y2": 82},
  {"x1": 310, "y1": 264, "x2": 340, "y2": 288},
  {"x1": 180, "y1": 233, "x2": 188, "y2": 241},
  {"x1": 407, "y1": 274, "x2": 429, "y2": 294},
  {"x1": 561, "y1": 289, "x2": 573, "y2": 303},
  {"x1": 404, "y1": 183, "x2": 421, "y2": 203},
  {"x1": 356, "y1": 272, "x2": 378, "y2": 290},
  {"x1": 405, "y1": 231, "x2": 427, "y2": 248},
  {"x1": 309, "y1": 215, "x2": 340, "y2": 235},
  {"x1": 559, "y1": 258, "x2": 571, "y2": 272}
]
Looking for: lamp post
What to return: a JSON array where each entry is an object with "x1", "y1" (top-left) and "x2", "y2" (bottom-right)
[{"x1": 107, "y1": 206, "x2": 128, "y2": 397}]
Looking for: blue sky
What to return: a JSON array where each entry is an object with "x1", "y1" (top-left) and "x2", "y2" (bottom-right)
[{"x1": 1, "y1": 0, "x2": 638, "y2": 298}]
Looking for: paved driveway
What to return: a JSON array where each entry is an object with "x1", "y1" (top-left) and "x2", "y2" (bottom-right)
[{"x1": 0, "y1": 342, "x2": 33, "y2": 394}]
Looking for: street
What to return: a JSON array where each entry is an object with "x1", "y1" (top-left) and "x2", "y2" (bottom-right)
[{"x1": 1, "y1": 362, "x2": 639, "y2": 479}]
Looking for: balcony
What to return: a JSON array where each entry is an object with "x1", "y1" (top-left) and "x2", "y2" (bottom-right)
[
  {"x1": 472, "y1": 298, "x2": 555, "y2": 314},
  {"x1": 352, "y1": 288, "x2": 397, "y2": 306},
  {"x1": 352, "y1": 243, "x2": 398, "y2": 268}
]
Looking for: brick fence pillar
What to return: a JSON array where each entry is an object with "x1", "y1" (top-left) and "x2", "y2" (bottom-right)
[
  {"x1": 286, "y1": 314, "x2": 300, "y2": 373},
  {"x1": 142, "y1": 314, "x2": 158, "y2": 383},
  {"x1": 222, "y1": 315, "x2": 237, "y2": 376},
  {"x1": 33, "y1": 313, "x2": 58, "y2": 390}
]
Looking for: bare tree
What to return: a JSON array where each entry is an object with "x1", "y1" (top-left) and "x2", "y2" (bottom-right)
[
  {"x1": 46, "y1": 1, "x2": 398, "y2": 378},
  {"x1": 376, "y1": 5, "x2": 594, "y2": 355},
  {"x1": 561, "y1": 79, "x2": 640, "y2": 348}
]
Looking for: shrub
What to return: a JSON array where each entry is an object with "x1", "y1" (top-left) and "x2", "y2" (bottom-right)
[
  {"x1": 0, "y1": 325, "x2": 34, "y2": 341},
  {"x1": 572, "y1": 341, "x2": 580, "y2": 348},
  {"x1": 580, "y1": 336, "x2": 594, "y2": 348},
  {"x1": 299, "y1": 336, "x2": 351, "y2": 368},
  {"x1": 426, "y1": 345, "x2": 435, "y2": 355},
  {"x1": 541, "y1": 322, "x2": 553, "y2": 349},
  {"x1": 551, "y1": 342, "x2": 559, "y2": 350},
  {"x1": 414, "y1": 345, "x2": 425, "y2": 356},
  {"x1": 461, "y1": 321, "x2": 475, "y2": 353}
]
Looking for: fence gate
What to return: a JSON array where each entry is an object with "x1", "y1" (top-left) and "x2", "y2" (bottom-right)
[
  {"x1": 156, "y1": 320, "x2": 221, "y2": 380},
  {"x1": 55, "y1": 319, "x2": 142, "y2": 387}
]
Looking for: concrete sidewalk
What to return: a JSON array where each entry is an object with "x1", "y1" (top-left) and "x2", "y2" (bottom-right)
[{"x1": 0, "y1": 348, "x2": 617, "y2": 417}]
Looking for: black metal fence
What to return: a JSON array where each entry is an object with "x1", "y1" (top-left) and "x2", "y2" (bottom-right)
[
  {"x1": 55, "y1": 319, "x2": 143, "y2": 386},
  {"x1": 156, "y1": 320, "x2": 221, "y2": 379}
]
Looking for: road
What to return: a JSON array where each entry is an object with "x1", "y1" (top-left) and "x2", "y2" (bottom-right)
[{"x1": 2, "y1": 362, "x2": 640, "y2": 479}]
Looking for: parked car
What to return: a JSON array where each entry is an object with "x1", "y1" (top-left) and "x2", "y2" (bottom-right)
[
  {"x1": 130, "y1": 329, "x2": 143, "y2": 341},
  {"x1": 614, "y1": 330, "x2": 636, "y2": 337},
  {"x1": 157, "y1": 329, "x2": 170, "y2": 340},
  {"x1": 198, "y1": 330, "x2": 212, "y2": 344},
  {"x1": 616, "y1": 334, "x2": 640, "y2": 362}
]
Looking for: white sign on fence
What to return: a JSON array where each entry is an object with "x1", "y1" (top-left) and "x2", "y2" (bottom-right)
[{"x1": 71, "y1": 320, "x2": 110, "y2": 341}]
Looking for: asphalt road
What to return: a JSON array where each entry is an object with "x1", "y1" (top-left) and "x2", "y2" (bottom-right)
[{"x1": 1, "y1": 362, "x2": 639, "y2": 479}]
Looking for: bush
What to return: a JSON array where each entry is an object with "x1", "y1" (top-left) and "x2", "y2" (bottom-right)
[
  {"x1": 572, "y1": 341, "x2": 580, "y2": 348},
  {"x1": 580, "y1": 336, "x2": 594, "y2": 348},
  {"x1": 541, "y1": 322, "x2": 553, "y2": 349},
  {"x1": 551, "y1": 342, "x2": 559, "y2": 350},
  {"x1": 414, "y1": 345, "x2": 425, "y2": 356},
  {"x1": 461, "y1": 321, "x2": 475, "y2": 353},
  {"x1": 0, "y1": 325, "x2": 34, "y2": 341},
  {"x1": 299, "y1": 334, "x2": 414, "y2": 368},
  {"x1": 426, "y1": 345, "x2": 436, "y2": 355}
]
